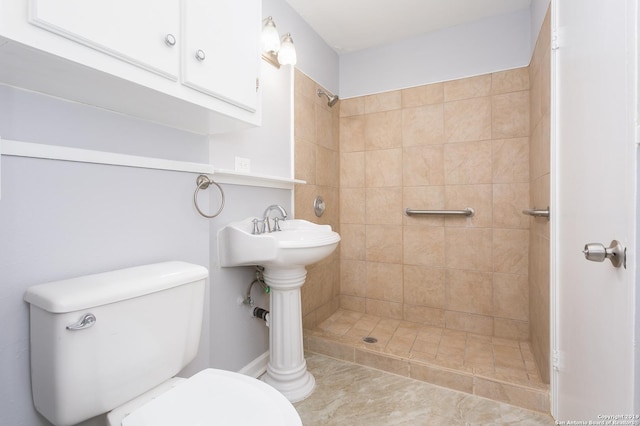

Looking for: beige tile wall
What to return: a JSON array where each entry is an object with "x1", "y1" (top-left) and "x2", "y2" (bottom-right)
[
  {"x1": 338, "y1": 68, "x2": 531, "y2": 341},
  {"x1": 294, "y1": 69, "x2": 341, "y2": 329},
  {"x1": 529, "y1": 8, "x2": 551, "y2": 383},
  {"x1": 294, "y1": 21, "x2": 550, "y2": 369}
]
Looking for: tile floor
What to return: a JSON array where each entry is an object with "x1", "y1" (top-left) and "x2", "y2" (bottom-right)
[
  {"x1": 304, "y1": 309, "x2": 549, "y2": 413},
  {"x1": 295, "y1": 352, "x2": 556, "y2": 425}
]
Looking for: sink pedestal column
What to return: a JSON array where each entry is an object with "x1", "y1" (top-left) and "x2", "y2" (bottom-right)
[{"x1": 261, "y1": 266, "x2": 315, "y2": 403}]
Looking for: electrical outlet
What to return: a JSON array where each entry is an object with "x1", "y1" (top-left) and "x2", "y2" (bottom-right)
[{"x1": 235, "y1": 156, "x2": 251, "y2": 173}]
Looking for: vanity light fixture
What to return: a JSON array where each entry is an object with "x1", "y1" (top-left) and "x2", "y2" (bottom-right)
[{"x1": 261, "y1": 16, "x2": 297, "y2": 68}]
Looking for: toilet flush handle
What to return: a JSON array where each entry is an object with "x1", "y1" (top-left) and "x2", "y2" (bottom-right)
[{"x1": 66, "y1": 313, "x2": 97, "y2": 331}]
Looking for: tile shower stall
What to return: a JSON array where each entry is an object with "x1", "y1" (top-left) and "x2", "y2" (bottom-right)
[{"x1": 294, "y1": 11, "x2": 551, "y2": 415}]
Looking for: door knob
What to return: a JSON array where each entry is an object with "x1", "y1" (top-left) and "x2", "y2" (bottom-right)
[{"x1": 583, "y1": 240, "x2": 626, "y2": 268}]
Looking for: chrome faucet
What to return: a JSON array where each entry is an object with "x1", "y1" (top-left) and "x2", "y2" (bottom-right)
[{"x1": 262, "y1": 204, "x2": 288, "y2": 233}]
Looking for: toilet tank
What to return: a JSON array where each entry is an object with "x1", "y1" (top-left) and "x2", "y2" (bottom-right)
[{"x1": 23, "y1": 261, "x2": 208, "y2": 426}]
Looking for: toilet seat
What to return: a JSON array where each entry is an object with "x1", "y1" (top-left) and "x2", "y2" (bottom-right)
[{"x1": 108, "y1": 369, "x2": 302, "y2": 426}]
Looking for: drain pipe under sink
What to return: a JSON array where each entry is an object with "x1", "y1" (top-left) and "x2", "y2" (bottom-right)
[
  {"x1": 242, "y1": 266, "x2": 270, "y2": 326},
  {"x1": 252, "y1": 307, "x2": 270, "y2": 327}
]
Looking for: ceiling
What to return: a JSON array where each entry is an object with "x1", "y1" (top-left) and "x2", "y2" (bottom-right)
[{"x1": 285, "y1": 0, "x2": 531, "y2": 53}]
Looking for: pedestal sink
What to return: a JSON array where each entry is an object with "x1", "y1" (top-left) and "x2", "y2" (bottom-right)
[{"x1": 218, "y1": 218, "x2": 340, "y2": 402}]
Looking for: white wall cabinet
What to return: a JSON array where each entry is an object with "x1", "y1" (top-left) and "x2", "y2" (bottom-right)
[
  {"x1": 0, "y1": 0, "x2": 262, "y2": 134},
  {"x1": 30, "y1": 0, "x2": 181, "y2": 81},
  {"x1": 182, "y1": 0, "x2": 260, "y2": 112}
]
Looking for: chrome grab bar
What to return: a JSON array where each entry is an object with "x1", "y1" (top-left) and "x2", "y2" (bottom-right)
[
  {"x1": 522, "y1": 206, "x2": 550, "y2": 219},
  {"x1": 405, "y1": 207, "x2": 475, "y2": 217}
]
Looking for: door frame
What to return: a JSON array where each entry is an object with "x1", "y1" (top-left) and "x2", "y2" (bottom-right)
[{"x1": 550, "y1": 0, "x2": 559, "y2": 416}]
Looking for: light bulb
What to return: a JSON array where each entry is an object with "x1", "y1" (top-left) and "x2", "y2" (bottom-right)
[
  {"x1": 262, "y1": 16, "x2": 281, "y2": 53},
  {"x1": 277, "y1": 33, "x2": 297, "y2": 66}
]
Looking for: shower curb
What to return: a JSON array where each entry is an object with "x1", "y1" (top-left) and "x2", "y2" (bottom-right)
[{"x1": 304, "y1": 333, "x2": 550, "y2": 414}]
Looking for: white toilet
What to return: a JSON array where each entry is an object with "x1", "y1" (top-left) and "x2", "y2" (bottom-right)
[{"x1": 23, "y1": 261, "x2": 302, "y2": 426}]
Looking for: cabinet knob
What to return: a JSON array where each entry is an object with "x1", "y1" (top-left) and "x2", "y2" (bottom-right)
[
  {"x1": 195, "y1": 49, "x2": 206, "y2": 61},
  {"x1": 164, "y1": 34, "x2": 176, "y2": 47}
]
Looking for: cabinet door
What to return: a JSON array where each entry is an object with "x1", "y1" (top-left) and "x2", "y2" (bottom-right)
[
  {"x1": 182, "y1": 0, "x2": 260, "y2": 112},
  {"x1": 29, "y1": 0, "x2": 180, "y2": 80}
]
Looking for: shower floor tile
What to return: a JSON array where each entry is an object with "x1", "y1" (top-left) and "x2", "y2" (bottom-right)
[{"x1": 305, "y1": 309, "x2": 549, "y2": 414}]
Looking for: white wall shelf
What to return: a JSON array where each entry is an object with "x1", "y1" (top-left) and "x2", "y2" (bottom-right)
[
  {"x1": 212, "y1": 169, "x2": 305, "y2": 189},
  {"x1": 0, "y1": 139, "x2": 304, "y2": 190}
]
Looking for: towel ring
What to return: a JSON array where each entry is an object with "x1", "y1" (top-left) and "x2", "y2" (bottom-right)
[{"x1": 193, "y1": 175, "x2": 225, "y2": 218}]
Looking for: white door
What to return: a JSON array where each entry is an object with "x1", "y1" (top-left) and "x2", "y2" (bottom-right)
[{"x1": 553, "y1": 0, "x2": 637, "y2": 420}]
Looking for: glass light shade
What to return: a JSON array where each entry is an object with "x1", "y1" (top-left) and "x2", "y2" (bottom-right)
[
  {"x1": 262, "y1": 16, "x2": 281, "y2": 53},
  {"x1": 277, "y1": 33, "x2": 297, "y2": 65}
]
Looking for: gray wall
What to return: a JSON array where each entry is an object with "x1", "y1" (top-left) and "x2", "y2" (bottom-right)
[
  {"x1": 209, "y1": 60, "x2": 294, "y2": 178},
  {"x1": 339, "y1": 8, "x2": 532, "y2": 98},
  {"x1": 263, "y1": 0, "x2": 340, "y2": 95},
  {"x1": 0, "y1": 85, "x2": 211, "y2": 425},
  {"x1": 530, "y1": 0, "x2": 551, "y2": 53},
  {"x1": 267, "y1": 0, "x2": 549, "y2": 100},
  {"x1": 0, "y1": 81, "x2": 292, "y2": 425}
]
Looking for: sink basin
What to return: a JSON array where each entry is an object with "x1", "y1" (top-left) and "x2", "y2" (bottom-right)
[{"x1": 218, "y1": 219, "x2": 340, "y2": 268}]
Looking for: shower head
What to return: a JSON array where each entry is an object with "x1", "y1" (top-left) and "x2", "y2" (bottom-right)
[{"x1": 317, "y1": 89, "x2": 339, "y2": 107}]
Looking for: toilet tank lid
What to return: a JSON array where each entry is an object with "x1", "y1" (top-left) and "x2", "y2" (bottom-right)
[{"x1": 24, "y1": 261, "x2": 208, "y2": 313}]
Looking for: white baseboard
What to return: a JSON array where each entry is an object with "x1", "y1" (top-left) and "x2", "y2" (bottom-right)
[{"x1": 237, "y1": 350, "x2": 269, "y2": 378}]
